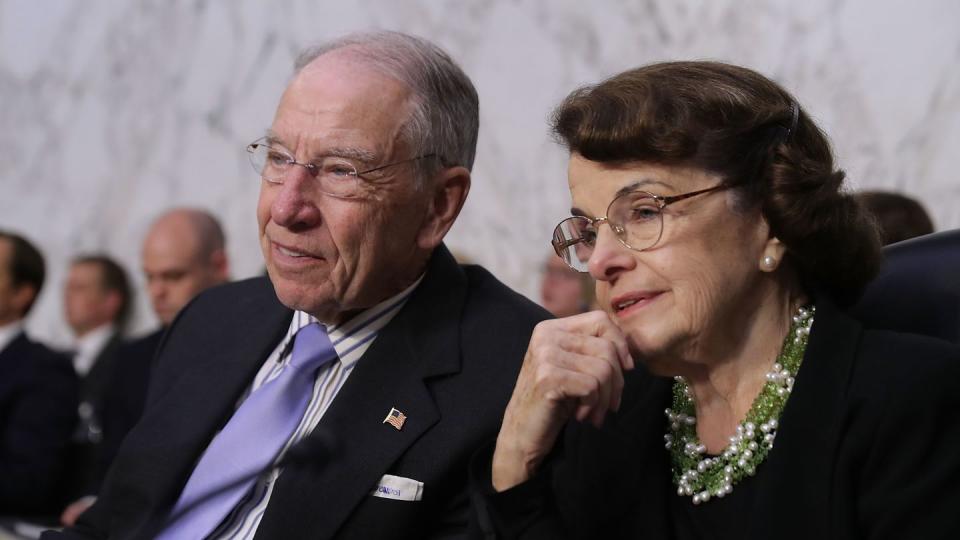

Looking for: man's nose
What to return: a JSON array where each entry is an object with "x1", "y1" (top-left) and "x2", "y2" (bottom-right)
[{"x1": 270, "y1": 168, "x2": 322, "y2": 228}]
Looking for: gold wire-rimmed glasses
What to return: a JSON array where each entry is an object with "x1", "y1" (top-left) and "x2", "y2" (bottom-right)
[
  {"x1": 245, "y1": 138, "x2": 436, "y2": 198},
  {"x1": 552, "y1": 184, "x2": 730, "y2": 272}
]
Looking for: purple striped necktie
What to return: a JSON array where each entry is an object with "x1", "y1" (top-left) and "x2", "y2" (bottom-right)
[{"x1": 156, "y1": 322, "x2": 337, "y2": 539}]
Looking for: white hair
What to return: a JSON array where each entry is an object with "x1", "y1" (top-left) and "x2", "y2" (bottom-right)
[{"x1": 295, "y1": 31, "x2": 479, "y2": 183}]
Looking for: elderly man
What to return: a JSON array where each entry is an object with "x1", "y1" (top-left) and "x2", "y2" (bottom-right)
[
  {"x1": 0, "y1": 231, "x2": 77, "y2": 515},
  {"x1": 49, "y1": 31, "x2": 547, "y2": 539},
  {"x1": 59, "y1": 208, "x2": 231, "y2": 525}
]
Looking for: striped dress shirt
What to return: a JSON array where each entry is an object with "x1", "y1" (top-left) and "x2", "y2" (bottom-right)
[{"x1": 208, "y1": 277, "x2": 422, "y2": 539}]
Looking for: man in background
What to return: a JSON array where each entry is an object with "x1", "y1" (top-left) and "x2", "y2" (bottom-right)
[
  {"x1": 540, "y1": 251, "x2": 593, "y2": 317},
  {"x1": 62, "y1": 255, "x2": 130, "y2": 498},
  {"x1": 856, "y1": 190, "x2": 934, "y2": 245},
  {"x1": 60, "y1": 208, "x2": 230, "y2": 526},
  {"x1": 0, "y1": 230, "x2": 77, "y2": 516}
]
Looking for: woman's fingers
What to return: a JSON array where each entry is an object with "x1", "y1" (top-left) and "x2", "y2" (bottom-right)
[
  {"x1": 491, "y1": 313, "x2": 634, "y2": 490},
  {"x1": 548, "y1": 331, "x2": 626, "y2": 413},
  {"x1": 550, "y1": 310, "x2": 634, "y2": 371}
]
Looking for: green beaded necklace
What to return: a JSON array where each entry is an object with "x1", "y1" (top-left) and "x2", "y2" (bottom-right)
[{"x1": 665, "y1": 306, "x2": 815, "y2": 504}]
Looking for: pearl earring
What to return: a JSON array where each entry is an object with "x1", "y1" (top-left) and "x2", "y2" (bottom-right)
[{"x1": 762, "y1": 255, "x2": 777, "y2": 271}]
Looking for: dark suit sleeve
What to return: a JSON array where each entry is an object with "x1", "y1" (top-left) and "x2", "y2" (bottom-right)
[
  {"x1": 468, "y1": 440, "x2": 566, "y2": 540},
  {"x1": 856, "y1": 344, "x2": 960, "y2": 538},
  {"x1": 0, "y1": 351, "x2": 78, "y2": 514}
]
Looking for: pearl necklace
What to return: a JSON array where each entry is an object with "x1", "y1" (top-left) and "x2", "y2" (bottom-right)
[{"x1": 665, "y1": 306, "x2": 815, "y2": 504}]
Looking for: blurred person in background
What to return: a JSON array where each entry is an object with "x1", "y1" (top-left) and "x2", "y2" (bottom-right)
[
  {"x1": 60, "y1": 208, "x2": 229, "y2": 526},
  {"x1": 540, "y1": 251, "x2": 594, "y2": 317},
  {"x1": 62, "y1": 256, "x2": 130, "y2": 500},
  {"x1": 856, "y1": 190, "x2": 934, "y2": 246},
  {"x1": 0, "y1": 231, "x2": 77, "y2": 516}
]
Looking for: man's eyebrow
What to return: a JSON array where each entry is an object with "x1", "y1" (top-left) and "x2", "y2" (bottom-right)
[
  {"x1": 263, "y1": 129, "x2": 280, "y2": 144},
  {"x1": 323, "y1": 146, "x2": 377, "y2": 163},
  {"x1": 259, "y1": 131, "x2": 376, "y2": 163}
]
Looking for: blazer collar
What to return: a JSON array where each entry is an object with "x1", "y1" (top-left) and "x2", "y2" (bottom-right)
[
  {"x1": 749, "y1": 296, "x2": 862, "y2": 538},
  {"x1": 257, "y1": 245, "x2": 468, "y2": 538},
  {"x1": 125, "y1": 278, "x2": 293, "y2": 535}
]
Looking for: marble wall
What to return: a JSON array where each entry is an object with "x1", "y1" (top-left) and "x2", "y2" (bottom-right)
[{"x1": 2, "y1": 0, "x2": 958, "y2": 346}]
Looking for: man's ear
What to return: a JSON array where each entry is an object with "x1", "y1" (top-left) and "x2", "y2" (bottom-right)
[
  {"x1": 209, "y1": 249, "x2": 230, "y2": 282},
  {"x1": 104, "y1": 289, "x2": 124, "y2": 321},
  {"x1": 10, "y1": 285, "x2": 37, "y2": 318},
  {"x1": 416, "y1": 166, "x2": 471, "y2": 250}
]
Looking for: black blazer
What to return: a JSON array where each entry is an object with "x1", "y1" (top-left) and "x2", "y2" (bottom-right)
[
  {"x1": 79, "y1": 332, "x2": 123, "y2": 416},
  {"x1": 52, "y1": 246, "x2": 549, "y2": 539},
  {"x1": 471, "y1": 299, "x2": 960, "y2": 539},
  {"x1": 0, "y1": 332, "x2": 78, "y2": 515},
  {"x1": 67, "y1": 332, "x2": 124, "y2": 497}
]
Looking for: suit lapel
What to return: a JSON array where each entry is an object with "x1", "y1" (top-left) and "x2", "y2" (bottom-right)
[
  {"x1": 0, "y1": 333, "x2": 30, "y2": 392},
  {"x1": 257, "y1": 246, "x2": 466, "y2": 539},
  {"x1": 121, "y1": 280, "x2": 293, "y2": 531},
  {"x1": 82, "y1": 333, "x2": 121, "y2": 402},
  {"x1": 749, "y1": 298, "x2": 861, "y2": 538}
]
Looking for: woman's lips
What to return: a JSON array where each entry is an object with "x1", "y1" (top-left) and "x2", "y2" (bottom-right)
[{"x1": 610, "y1": 291, "x2": 663, "y2": 317}]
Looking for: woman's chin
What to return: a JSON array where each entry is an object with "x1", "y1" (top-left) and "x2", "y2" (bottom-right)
[{"x1": 625, "y1": 331, "x2": 683, "y2": 377}]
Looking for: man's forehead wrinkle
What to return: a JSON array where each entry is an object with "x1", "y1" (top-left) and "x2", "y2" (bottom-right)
[{"x1": 269, "y1": 52, "x2": 417, "y2": 169}]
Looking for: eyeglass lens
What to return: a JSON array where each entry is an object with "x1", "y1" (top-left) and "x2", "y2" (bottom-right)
[
  {"x1": 247, "y1": 143, "x2": 361, "y2": 197},
  {"x1": 553, "y1": 192, "x2": 664, "y2": 272}
]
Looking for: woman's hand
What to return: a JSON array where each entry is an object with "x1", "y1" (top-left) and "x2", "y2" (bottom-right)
[{"x1": 491, "y1": 311, "x2": 634, "y2": 491}]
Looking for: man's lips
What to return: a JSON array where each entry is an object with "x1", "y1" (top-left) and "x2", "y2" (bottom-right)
[
  {"x1": 610, "y1": 290, "x2": 664, "y2": 315},
  {"x1": 270, "y1": 241, "x2": 323, "y2": 264}
]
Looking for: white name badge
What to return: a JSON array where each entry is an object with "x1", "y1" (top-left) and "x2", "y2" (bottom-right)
[{"x1": 371, "y1": 474, "x2": 424, "y2": 501}]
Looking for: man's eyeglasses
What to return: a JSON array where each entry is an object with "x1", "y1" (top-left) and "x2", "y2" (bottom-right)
[
  {"x1": 246, "y1": 138, "x2": 435, "y2": 198},
  {"x1": 552, "y1": 184, "x2": 730, "y2": 272}
]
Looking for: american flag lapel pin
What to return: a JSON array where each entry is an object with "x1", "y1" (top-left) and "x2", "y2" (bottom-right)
[{"x1": 383, "y1": 407, "x2": 407, "y2": 431}]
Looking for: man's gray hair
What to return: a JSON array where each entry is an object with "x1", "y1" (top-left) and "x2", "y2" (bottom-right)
[{"x1": 295, "y1": 31, "x2": 479, "y2": 183}]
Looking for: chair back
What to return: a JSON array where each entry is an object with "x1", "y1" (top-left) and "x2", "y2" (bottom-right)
[{"x1": 852, "y1": 229, "x2": 960, "y2": 344}]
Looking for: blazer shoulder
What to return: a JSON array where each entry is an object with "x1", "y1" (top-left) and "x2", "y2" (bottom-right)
[
  {"x1": 13, "y1": 334, "x2": 74, "y2": 375},
  {"x1": 180, "y1": 276, "x2": 278, "y2": 315},
  {"x1": 452, "y1": 265, "x2": 552, "y2": 379},
  {"x1": 851, "y1": 329, "x2": 960, "y2": 403},
  {"x1": 461, "y1": 264, "x2": 552, "y2": 328},
  {"x1": 150, "y1": 277, "x2": 290, "y2": 382}
]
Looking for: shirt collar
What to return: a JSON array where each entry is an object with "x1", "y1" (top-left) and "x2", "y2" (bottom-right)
[
  {"x1": 287, "y1": 275, "x2": 424, "y2": 370},
  {"x1": 73, "y1": 323, "x2": 116, "y2": 375},
  {"x1": 0, "y1": 320, "x2": 24, "y2": 353}
]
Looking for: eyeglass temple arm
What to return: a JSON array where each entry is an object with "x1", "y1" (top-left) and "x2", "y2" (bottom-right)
[
  {"x1": 553, "y1": 237, "x2": 581, "y2": 253},
  {"x1": 660, "y1": 184, "x2": 728, "y2": 206}
]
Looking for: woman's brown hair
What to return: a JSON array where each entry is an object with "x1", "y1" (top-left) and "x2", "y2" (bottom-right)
[{"x1": 552, "y1": 61, "x2": 881, "y2": 306}]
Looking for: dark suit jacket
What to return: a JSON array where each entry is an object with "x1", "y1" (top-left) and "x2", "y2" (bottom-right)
[
  {"x1": 67, "y1": 332, "x2": 124, "y2": 497},
  {"x1": 471, "y1": 298, "x2": 960, "y2": 539},
  {"x1": 0, "y1": 331, "x2": 79, "y2": 515},
  {"x1": 78, "y1": 332, "x2": 123, "y2": 419},
  {"x1": 51, "y1": 246, "x2": 549, "y2": 539}
]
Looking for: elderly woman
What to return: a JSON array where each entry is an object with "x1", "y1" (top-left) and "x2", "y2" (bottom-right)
[{"x1": 472, "y1": 62, "x2": 960, "y2": 539}]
